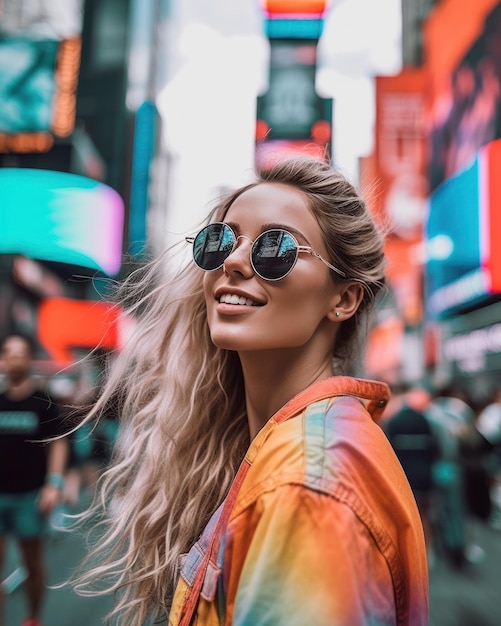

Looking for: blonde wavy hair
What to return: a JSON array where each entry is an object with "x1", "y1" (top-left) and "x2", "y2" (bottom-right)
[{"x1": 72, "y1": 157, "x2": 387, "y2": 625}]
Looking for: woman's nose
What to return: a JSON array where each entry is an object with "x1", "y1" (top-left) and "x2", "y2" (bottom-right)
[{"x1": 223, "y1": 236, "x2": 254, "y2": 278}]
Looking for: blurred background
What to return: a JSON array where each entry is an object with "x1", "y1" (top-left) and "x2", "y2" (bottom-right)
[{"x1": 1, "y1": 0, "x2": 501, "y2": 624}]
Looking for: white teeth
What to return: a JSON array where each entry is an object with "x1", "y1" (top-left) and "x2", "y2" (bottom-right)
[{"x1": 219, "y1": 294, "x2": 256, "y2": 306}]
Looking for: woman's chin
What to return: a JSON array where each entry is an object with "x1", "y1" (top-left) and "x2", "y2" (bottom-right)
[{"x1": 210, "y1": 333, "x2": 251, "y2": 352}]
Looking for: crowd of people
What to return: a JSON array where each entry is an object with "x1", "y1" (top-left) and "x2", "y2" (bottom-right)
[{"x1": 383, "y1": 380, "x2": 501, "y2": 570}]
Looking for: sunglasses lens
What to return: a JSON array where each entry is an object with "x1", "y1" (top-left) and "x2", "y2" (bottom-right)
[
  {"x1": 252, "y1": 230, "x2": 298, "y2": 280},
  {"x1": 193, "y1": 223, "x2": 235, "y2": 270}
]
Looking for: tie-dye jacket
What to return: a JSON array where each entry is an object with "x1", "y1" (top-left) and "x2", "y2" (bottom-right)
[{"x1": 168, "y1": 376, "x2": 429, "y2": 626}]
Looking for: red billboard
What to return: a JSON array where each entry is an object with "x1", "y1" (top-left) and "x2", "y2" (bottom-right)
[
  {"x1": 424, "y1": 0, "x2": 501, "y2": 191},
  {"x1": 369, "y1": 69, "x2": 428, "y2": 325},
  {"x1": 37, "y1": 298, "x2": 121, "y2": 364}
]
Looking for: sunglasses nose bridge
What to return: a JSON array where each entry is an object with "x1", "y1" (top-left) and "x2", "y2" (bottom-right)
[
  {"x1": 235, "y1": 234, "x2": 253, "y2": 246},
  {"x1": 229, "y1": 234, "x2": 253, "y2": 254},
  {"x1": 223, "y1": 234, "x2": 254, "y2": 274}
]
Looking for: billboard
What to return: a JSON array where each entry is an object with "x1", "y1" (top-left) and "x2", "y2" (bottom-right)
[
  {"x1": 0, "y1": 168, "x2": 124, "y2": 275},
  {"x1": 425, "y1": 0, "x2": 501, "y2": 191},
  {"x1": 0, "y1": 38, "x2": 59, "y2": 133},
  {"x1": 369, "y1": 69, "x2": 427, "y2": 325},
  {"x1": 425, "y1": 138, "x2": 501, "y2": 318},
  {"x1": 37, "y1": 297, "x2": 120, "y2": 364},
  {"x1": 255, "y1": 38, "x2": 332, "y2": 170},
  {"x1": 0, "y1": 0, "x2": 83, "y2": 153},
  {"x1": 374, "y1": 70, "x2": 428, "y2": 240},
  {"x1": 261, "y1": 0, "x2": 328, "y2": 14}
]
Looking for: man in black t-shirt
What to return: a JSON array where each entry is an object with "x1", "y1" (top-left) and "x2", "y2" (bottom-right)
[{"x1": 0, "y1": 334, "x2": 68, "y2": 626}]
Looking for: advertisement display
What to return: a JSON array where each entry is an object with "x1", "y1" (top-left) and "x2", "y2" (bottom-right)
[
  {"x1": 0, "y1": 38, "x2": 59, "y2": 133},
  {"x1": 374, "y1": 70, "x2": 428, "y2": 239},
  {"x1": 0, "y1": 0, "x2": 83, "y2": 153},
  {"x1": 255, "y1": 39, "x2": 332, "y2": 170},
  {"x1": 255, "y1": 1, "x2": 332, "y2": 171},
  {"x1": 370, "y1": 69, "x2": 427, "y2": 325},
  {"x1": 425, "y1": 0, "x2": 501, "y2": 191},
  {"x1": 37, "y1": 297, "x2": 120, "y2": 364},
  {"x1": 0, "y1": 168, "x2": 124, "y2": 276},
  {"x1": 438, "y1": 301, "x2": 501, "y2": 400},
  {"x1": 261, "y1": 0, "x2": 328, "y2": 14},
  {"x1": 426, "y1": 138, "x2": 501, "y2": 318}
]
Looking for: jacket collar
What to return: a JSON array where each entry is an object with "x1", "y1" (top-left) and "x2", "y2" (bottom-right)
[{"x1": 246, "y1": 376, "x2": 390, "y2": 463}]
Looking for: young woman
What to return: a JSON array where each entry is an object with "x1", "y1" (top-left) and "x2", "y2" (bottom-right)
[{"x1": 75, "y1": 157, "x2": 429, "y2": 625}]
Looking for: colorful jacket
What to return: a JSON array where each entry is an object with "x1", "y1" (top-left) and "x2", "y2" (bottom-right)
[{"x1": 168, "y1": 376, "x2": 429, "y2": 626}]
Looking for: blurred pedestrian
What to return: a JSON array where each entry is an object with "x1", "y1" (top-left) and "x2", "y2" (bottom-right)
[
  {"x1": 73, "y1": 157, "x2": 428, "y2": 626},
  {"x1": 0, "y1": 334, "x2": 68, "y2": 626},
  {"x1": 384, "y1": 385, "x2": 439, "y2": 562},
  {"x1": 427, "y1": 384, "x2": 488, "y2": 568},
  {"x1": 458, "y1": 397, "x2": 492, "y2": 530},
  {"x1": 63, "y1": 350, "x2": 120, "y2": 507},
  {"x1": 475, "y1": 387, "x2": 501, "y2": 530},
  {"x1": 67, "y1": 387, "x2": 119, "y2": 503}
]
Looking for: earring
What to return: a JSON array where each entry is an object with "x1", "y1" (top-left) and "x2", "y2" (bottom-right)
[{"x1": 335, "y1": 311, "x2": 341, "y2": 317}]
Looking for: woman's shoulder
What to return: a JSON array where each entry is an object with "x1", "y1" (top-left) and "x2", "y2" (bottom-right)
[
  {"x1": 233, "y1": 390, "x2": 412, "y2": 529},
  {"x1": 242, "y1": 390, "x2": 386, "y2": 497}
]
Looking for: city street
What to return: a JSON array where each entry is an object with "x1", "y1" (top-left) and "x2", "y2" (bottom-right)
[
  {"x1": 3, "y1": 502, "x2": 501, "y2": 625},
  {"x1": 3, "y1": 506, "x2": 114, "y2": 626},
  {"x1": 429, "y1": 520, "x2": 501, "y2": 626},
  {"x1": 2, "y1": 0, "x2": 501, "y2": 624}
]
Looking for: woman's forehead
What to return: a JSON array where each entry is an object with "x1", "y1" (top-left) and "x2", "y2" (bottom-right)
[
  {"x1": 223, "y1": 183, "x2": 329, "y2": 250},
  {"x1": 225, "y1": 183, "x2": 315, "y2": 228}
]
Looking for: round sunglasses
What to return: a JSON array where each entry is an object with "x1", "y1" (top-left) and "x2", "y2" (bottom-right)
[{"x1": 185, "y1": 222, "x2": 347, "y2": 281}]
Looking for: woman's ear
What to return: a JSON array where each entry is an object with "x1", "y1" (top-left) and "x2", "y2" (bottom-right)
[{"x1": 327, "y1": 282, "x2": 364, "y2": 322}]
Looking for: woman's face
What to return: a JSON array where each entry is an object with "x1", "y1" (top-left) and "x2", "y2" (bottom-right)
[{"x1": 203, "y1": 182, "x2": 344, "y2": 353}]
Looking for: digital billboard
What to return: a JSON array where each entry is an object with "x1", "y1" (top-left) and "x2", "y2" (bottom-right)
[
  {"x1": 425, "y1": 138, "x2": 501, "y2": 318},
  {"x1": 38, "y1": 297, "x2": 120, "y2": 364},
  {"x1": 366, "y1": 69, "x2": 428, "y2": 326},
  {"x1": 0, "y1": 168, "x2": 124, "y2": 276},
  {"x1": 0, "y1": 0, "x2": 83, "y2": 153},
  {"x1": 261, "y1": 0, "x2": 328, "y2": 14},
  {"x1": 0, "y1": 37, "x2": 59, "y2": 133},
  {"x1": 255, "y1": 39, "x2": 332, "y2": 170},
  {"x1": 425, "y1": 0, "x2": 501, "y2": 191}
]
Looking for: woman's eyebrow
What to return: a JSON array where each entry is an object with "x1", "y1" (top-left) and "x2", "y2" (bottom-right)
[
  {"x1": 225, "y1": 221, "x2": 240, "y2": 233},
  {"x1": 260, "y1": 223, "x2": 310, "y2": 243},
  {"x1": 223, "y1": 221, "x2": 311, "y2": 244}
]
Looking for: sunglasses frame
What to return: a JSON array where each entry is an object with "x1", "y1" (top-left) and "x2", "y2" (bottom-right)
[{"x1": 186, "y1": 222, "x2": 347, "y2": 281}]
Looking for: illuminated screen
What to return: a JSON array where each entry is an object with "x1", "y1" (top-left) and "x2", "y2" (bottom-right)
[
  {"x1": 0, "y1": 37, "x2": 59, "y2": 133},
  {"x1": 427, "y1": 3, "x2": 501, "y2": 191},
  {"x1": 425, "y1": 139, "x2": 501, "y2": 317},
  {"x1": 426, "y1": 156, "x2": 481, "y2": 306},
  {"x1": 262, "y1": 0, "x2": 327, "y2": 14},
  {"x1": 38, "y1": 297, "x2": 120, "y2": 364},
  {"x1": 256, "y1": 41, "x2": 327, "y2": 140},
  {"x1": 0, "y1": 36, "x2": 81, "y2": 152},
  {"x1": 0, "y1": 169, "x2": 124, "y2": 275}
]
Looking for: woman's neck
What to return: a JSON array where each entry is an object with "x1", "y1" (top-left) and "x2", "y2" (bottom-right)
[{"x1": 240, "y1": 349, "x2": 335, "y2": 440}]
